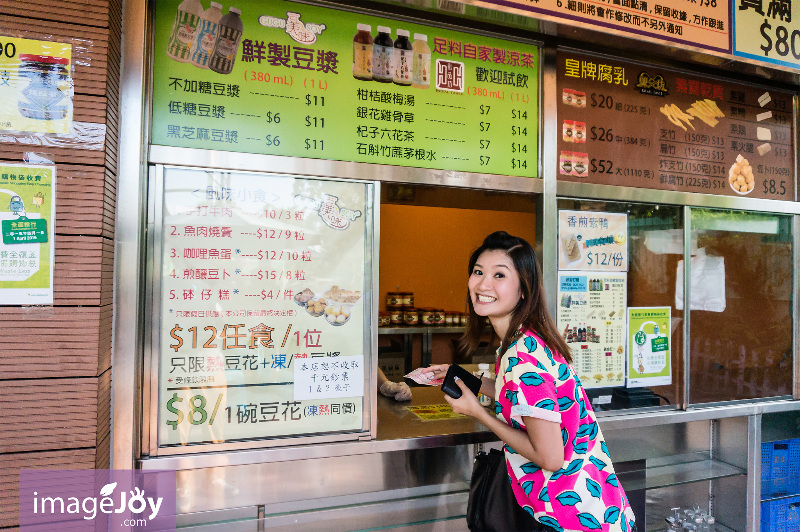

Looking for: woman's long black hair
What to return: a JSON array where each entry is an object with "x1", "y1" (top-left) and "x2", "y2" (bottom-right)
[{"x1": 460, "y1": 231, "x2": 572, "y2": 364}]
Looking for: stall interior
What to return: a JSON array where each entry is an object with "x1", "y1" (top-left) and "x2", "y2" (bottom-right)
[{"x1": 378, "y1": 183, "x2": 537, "y2": 378}]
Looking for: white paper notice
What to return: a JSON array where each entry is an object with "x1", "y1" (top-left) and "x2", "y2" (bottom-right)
[{"x1": 294, "y1": 355, "x2": 365, "y2": 400}]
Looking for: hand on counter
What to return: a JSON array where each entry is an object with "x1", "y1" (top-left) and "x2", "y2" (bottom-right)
[{"x1": 379, "y1": 380, "x2": 413, "y2": 401}]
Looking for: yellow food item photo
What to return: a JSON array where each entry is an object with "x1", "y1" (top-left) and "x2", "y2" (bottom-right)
[{"x1": 729, "y1": 154, "x2": 755, "y2": 195}]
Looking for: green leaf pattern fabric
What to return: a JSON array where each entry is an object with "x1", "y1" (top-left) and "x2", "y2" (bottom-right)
[{"x1": 495, "y1": 330, "x2": 636, "y2": 531}]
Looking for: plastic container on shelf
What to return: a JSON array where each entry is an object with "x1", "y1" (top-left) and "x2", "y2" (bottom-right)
[
  {"x1": 762, "y1": 438, "x2": 800, "y2": 497},
  {"x1": 761, "y1": 494, "x2": 800, "y2": 532}
]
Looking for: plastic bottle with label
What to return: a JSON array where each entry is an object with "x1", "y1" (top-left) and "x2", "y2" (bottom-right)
[
  {"x1": 190, "y1": 1, "x2": 223, "y2": 68},
  {"x1": 372, "y1": 26, "x2": 394, "y2": 83},
  {"x1": 352, "y1": 24, "x2": 373, "y2": 81},
  {"x1": 411, "y1": 33, "x2": 431, "y2": 89},
  {"x1": 475, "y1": 364, "x2": 492, "y2": 407},
  {"x1": 209, "y1": 6, "x2": 244, "y2": 74},
  {"x1": 393, "y1": 29, "x2": 412, "y2": 86},
  {"x1": 166, "y1": 0, "x2": 205, "y2": 63}
]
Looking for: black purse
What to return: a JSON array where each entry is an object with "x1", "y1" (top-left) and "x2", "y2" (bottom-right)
[{"x1": 466, "y1": 448, "x2": 543, "y2": 532}]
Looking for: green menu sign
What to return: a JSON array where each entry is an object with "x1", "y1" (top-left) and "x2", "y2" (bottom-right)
[{"x1": 152, "y1": 0, "x2": 539, "y2": 178}]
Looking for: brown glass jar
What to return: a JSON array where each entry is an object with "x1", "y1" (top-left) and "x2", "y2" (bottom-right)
[
  {"x1": 389, "y1": 308, "x2": 404, "y2": 325},
  {"x1": 378, "y1": 312, "x2": 390, "y2": 327},
  {"x1": 399, "y1": 292, "x2": 414, "y2": 307},
  {"x1": 433, "y1": 309, "x2": 445, "y2": 326},
  {"x1": 403, "y1": 307, "x2": 419, "y2": 326},
  {"x1": 386, "y1": 292, "x2": 402, "y2": 309},
  {"x1": 420, "y1": 308, "x2": 436, "y2": 326}
]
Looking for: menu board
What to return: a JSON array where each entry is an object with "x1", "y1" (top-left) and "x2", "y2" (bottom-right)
[
  {"x1": 557, "y1": 51, "x2": 795, "y2": 200},
  {"x1": 557, "y1": 272, "x2": 627, "y2": 389},
  {"x1": 558, "y1": 210, "x2": 627, "y2": 272},
  {"x1": 151, "y1": 0, "x2": 539, "y2": 178},
  {"x1": 158, "y1": 167, "x2": 371, "y2": 446},
  {"x1": 481, "y1": 0, "x2": 730, "y2": 53}
]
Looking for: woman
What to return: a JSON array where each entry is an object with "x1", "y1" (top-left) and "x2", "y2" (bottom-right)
[{"x1": 426, "y1": 231, "x2": 636, "y2": 532}]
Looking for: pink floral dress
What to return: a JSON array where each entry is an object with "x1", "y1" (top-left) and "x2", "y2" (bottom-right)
[{"x1": 494, "y1": 330, "x2": 636, "y2": 532}]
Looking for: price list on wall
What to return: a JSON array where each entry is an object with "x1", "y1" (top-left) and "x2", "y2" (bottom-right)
[
  {"x1": 557, "y1": 51, "x2": 795, "y2": 200},
  {"x1": 151, "y1": 0, "x2": 539, "y2": 178},
  {"x1": 157, "y1": 167, "x2": 370, "y2": 446}
]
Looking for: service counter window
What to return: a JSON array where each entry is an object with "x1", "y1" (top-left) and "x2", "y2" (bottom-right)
[
  {"x1": 557, "y1": 199, "x2": 683, "y2": 411},
  {"x1": 688, "y1": 209, "x2": 793, "y2": 403},
  {"x1": 377, "y1": 184, "x2": 537, "y2": 378}
]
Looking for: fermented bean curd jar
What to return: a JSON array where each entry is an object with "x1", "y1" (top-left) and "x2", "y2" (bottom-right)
[
  {"x1": 389, "y1": 308, "x2": 404, "y2": 325},
  {"x1": 559, "y1": 151, "x2": 573, "y2": 175},
  {"x1": 372, "y1": 26, "x2": 394, "y2": 83},
  {"x1": 433, "y1": 309, "x2": 445, "y2": 326},
  {"x1": 386, "y1": 292, "x2": 402, "y2": 309},
  {"x1": 352, "y1": 24, "x2": 373, "y2": 81},
  {"x1": 562, "y1": 120, "x2": 574, "y2": 143},
  {"x1": 421, "y1": 308, "x2": 436, "y2": 326},
  {"x1": 403, "y1": 308, "x2": 419, "y2": 326},
  {"x1": 399, "y1": 292, "x2": 414, "y2": 307},
  {"x1": 378, "y1": 312, "x2": 390, "y2": 327}
]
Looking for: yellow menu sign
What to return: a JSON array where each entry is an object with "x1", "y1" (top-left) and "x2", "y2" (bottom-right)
[{"x1": 0, "y1": 37, "x2": 73, "y2": 134}]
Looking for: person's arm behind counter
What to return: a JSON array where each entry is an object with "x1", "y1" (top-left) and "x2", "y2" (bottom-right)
[{"x1": 378, "y1": 367, "x2": 412, "y2": 401}]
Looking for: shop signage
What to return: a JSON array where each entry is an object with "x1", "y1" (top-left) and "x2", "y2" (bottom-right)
[
  {"x1": 0, "y1": 163, "x2": 55, "y2": 305},
  {"x1": 0, "y1": 37, "x2": 73, "y2": 135},
  {"x1": 151, "y1": 0, "x2": 540, "y2": 178},
  {"x1": 734, "y1": 0, "x2": 800, "y2": 69},
  {"x1": 158, "y1": 167, "x2": 370, "y2": 446},
  {"x1": 557, "y1": 50, "x2": 795, "y2": 200},
  {"x1": 556, "y1": 272, "x2": 627, "y2": 389},
  {"x1": 475, "y1": 0, "x2": 730, "y2": 53},
  {"x1": 558, "y1": 210, "x2": 628, "y2": 272},
  {"x1": 627, "y1": 307, "x2": 672, "y2": 387}
]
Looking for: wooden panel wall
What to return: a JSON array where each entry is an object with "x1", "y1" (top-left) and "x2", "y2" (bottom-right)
[{"x1": 0, "y1": 0, "x2": 121, "y2": 526}]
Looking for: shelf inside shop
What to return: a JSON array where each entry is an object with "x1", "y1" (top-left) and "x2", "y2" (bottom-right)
[
  {"x1": 645, "y1": 522, "x2": 735, "y2": 532},
  {"x1": 623, "y1": 453, "x2": 745, "y2": 492},
  {"x1": 761, "y1": 492, "x2": 800, "y2": 503},
  {"x1": 378, "y1": 326, "x2": 466, "y2": 335}
]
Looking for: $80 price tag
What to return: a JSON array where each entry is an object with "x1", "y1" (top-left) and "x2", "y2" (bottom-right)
[{"x1": 757, "y1": 18, "x2": 800, "y2": 61}]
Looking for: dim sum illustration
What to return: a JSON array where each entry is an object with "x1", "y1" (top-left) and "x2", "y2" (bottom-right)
[{"x1": 9, "y1": 195, "x2": 24, "y2": 215}]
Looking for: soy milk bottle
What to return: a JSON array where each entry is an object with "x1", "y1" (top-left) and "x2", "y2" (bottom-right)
[
  {"x1": 209, "y1": 7, "x2": 244, "y2": 74},
  {"x1": 166, "y1": 0, "x2": 204, "y2": 62},
  {"x1": 190, "y1": 1, "x2": 223, "y2": 68}
]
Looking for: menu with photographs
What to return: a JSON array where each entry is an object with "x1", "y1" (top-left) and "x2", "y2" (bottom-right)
[
  {"x1": 558, "y1": 210, "x2": 627, "y2": 272},
  {"x1": 151, "y1": 0, "x2": 539, "y2": 178},
  {"x1": 557, "y1": 272, "x2": 627, "y2": 389},
  {"x1": 157, "y1": 167, "x2": 371, "y2": 446},
  {"x1": 557, "y1": 51, "x2": 795, "y2": 200}
]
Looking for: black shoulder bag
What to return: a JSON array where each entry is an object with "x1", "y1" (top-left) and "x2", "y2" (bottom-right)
[{"x1": 466, "y1": 448, "x2": 542, "y2": 532}]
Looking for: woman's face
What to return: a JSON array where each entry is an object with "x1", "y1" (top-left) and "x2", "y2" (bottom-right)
[{"x1": 468, "y1": 250, "x2": 522, "y2": 323}]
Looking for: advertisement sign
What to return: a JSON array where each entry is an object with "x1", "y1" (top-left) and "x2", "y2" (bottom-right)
[
  {"x1": 158, "y1": 167, "x2": 370, "y2": 446},
  {"x1": 558, "y1": 210, "x2": 627, "y2": 272},
  {"x1": 733, "y1": 0, "x2": 800, "y2": 69},
  {"x1": 557, "y1": 272, "x2": 627, "y2": 389},
  {"x1": 0, "y1": 37, "x2": 73, "y2": 134},
  {"x1": 627, "y1": 307, "x2": 672, "y2": 387},
  {"x1": 0, "y1": 164, "x2": 55, "y2": 305},
  {"x1": 557, "y1": 50, "x2": 794, "y2": 200},
  {"x1": 151, "y1": 0, "x2": 540, "y2": 178},
  {"x1": 477, "y1": 0, "x2": 730, "y2": 52}
]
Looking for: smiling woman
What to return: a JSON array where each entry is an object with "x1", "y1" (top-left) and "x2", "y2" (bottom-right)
[{"x1": 426, "y1": 231, "x2": 637, "y2": 532}]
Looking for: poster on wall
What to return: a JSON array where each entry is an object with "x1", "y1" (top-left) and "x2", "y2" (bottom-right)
[
  {"x1": 556, "y1": 50, "x2": 795, "y2": 200},
  {"x1": 558, "y1": 210, "x2": 627, "y2": 272},
  {"x1": 0, "y1": 164, "x2": 55, "y2": 305},
  {"x1": 0, "y1": 37, "x2": 73, "y2": 135},
  {"x1": 627, "y1": 307, "x2": 672, "y2": 387},
  {"x1": 556, "y1": 272, "x2": 627, "y2": 389},
  {"x1": 150, "y1": 0, "x2": 539, "y2": 178},
  {"x1": 158, "y1": 167, "x2": 370, "y2": 446},
  {"x1": 477, "y1": 0, "x2": 730, "y2": 53},
  {"x1": 733, "y1": 0, "x2": 800, "y2": 70}
]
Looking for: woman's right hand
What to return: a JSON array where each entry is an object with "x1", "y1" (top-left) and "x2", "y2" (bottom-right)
[{"x1": 423, "y1": 364, "x2": 450, "y2": 381}]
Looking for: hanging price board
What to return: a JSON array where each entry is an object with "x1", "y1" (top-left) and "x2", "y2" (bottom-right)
[{"x1": 734, "y1": 0, "x2": 800, "y2": 70}]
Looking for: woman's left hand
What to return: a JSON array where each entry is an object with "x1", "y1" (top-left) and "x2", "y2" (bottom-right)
[{"x1": 443, "y1": 378, "x2": 485, "y2": 419}]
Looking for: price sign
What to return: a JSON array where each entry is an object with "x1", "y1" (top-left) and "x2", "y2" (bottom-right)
[
  {"x1": 157, "y1": 167, "x2": 371, "y2": 446},
  {"x1": 557, "y1": 51, "x2": 795, "y2": 200},
  {"x1": 734, "y1": 0, "x2": 800, "y2": 69},
  {"x1": 558, "y1": 210, "x2": 628, "y2": 272},
  {"x1": 152, "y1": 0, "x2": 539, "y2": 178}
]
